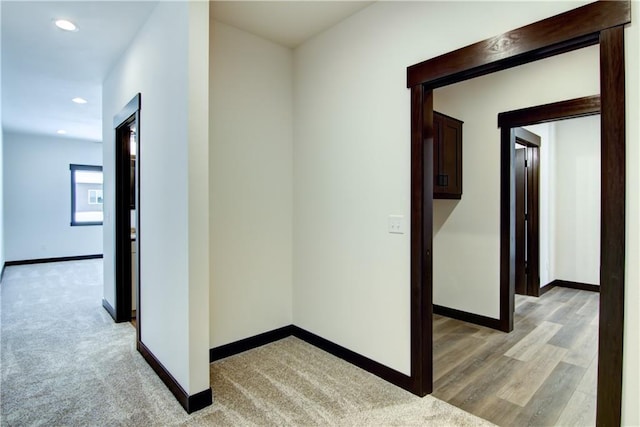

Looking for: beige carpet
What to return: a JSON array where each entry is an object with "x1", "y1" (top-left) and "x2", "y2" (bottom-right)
[{"x1": 1, "y1": 260, "x2": 494, "y2": 426}]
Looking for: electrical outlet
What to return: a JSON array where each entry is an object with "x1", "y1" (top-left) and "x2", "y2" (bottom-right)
[{"x1": 388, "y1": 215, "x2": 404, "y2": 234}]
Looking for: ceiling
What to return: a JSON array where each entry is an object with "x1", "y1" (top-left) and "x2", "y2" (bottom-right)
[
  {"x1": 211, "y1": 1, "x2": 373, "y2": 49},
  {"x1": 1, "y1": 1, "x2": 373, "y2": 143},
  {"x1": 1, "y1": 1, "x2": 157, "y2": 142}
]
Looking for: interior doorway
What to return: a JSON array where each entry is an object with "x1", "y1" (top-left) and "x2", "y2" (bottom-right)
[
  {"x1": 514, "y1": 128, "x2": 541, "y2": 297},
  {"x1": 498, "y1": 95, "x2": 601, "y2": 331},
  {"x1": 113, "y1": 94, "x2": 141, "y2": 341},
  {"x1": 407, "y1": 2, "x2": 627, "y2": 424}
]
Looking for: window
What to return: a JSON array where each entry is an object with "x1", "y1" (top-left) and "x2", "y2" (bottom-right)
[{"x1": 70, "y1": 164, "x2": 103, "y2": 226}]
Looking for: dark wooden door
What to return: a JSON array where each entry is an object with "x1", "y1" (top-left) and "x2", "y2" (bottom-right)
[
  {"x1": 515, "y1": 148, "x2": 527, "y2": 295},
  {"x1": 513, "y1": 127, "x2": 540, "y2": 297}
]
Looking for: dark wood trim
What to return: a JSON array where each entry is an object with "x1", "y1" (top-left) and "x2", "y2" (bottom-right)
[
  {"x1": 115, "y1": 120, "x2": 133, "y2": 323},
  {"x1": 209, "y1": 325, "x2": 295, "y2": 362},
  {"x1": 138, "y1": 341, "x2": 212, "y2": 414},
  {"x1": 433, "y1": 305, "x2": 502, "y2": 331},
  {"x1": 597, "y1": 25, "x2": 626, "y2": 425},
  {"x1": 498, "y1": 95, "x2": 601, "y2": 128},
  {"x1": 102, "y1": 298, "x2": 116, "y2": 321},
  {"x1": 113, "y1": 93, "x2": 141, "y2": 327},
  {"x1": 500, "y1": 97, "x2": 602, "y2": 329},
  {"x1": 526, "y1": 144, "x2": 540, "y2": 298},
  {"x1": 5, "y1": 254, "x2": 103, "y2": 266},
  {"x1": 187, "y1": 388, "x2": 213, "y2": 414},
  {"x1": 499, "y1": 126, "x2": 515, "y2": 333},
  {"x1": 544, "y1": 280, "x2": 600, "y2": 294},
  {"x1": 513, "y1": 127, "x2": 541, "y2": 148},
  {"x1": 407, "y1": 2, "x2": 630, "y2": 89},
  {"x1": 409, "y1": 84, "x2": 433, "y2": 396},
  {"x1": 407, "y1": 2, "x2": 629, "y2": 420},
  {"x1": 291, "y1": 326, "x2": 413, "y2": 392},
  {"x1": 539, "y1": 283, "x2": 555, "y2": 296},
  {"x1": 209, "y1": 325, "x2": 414, "y2": 394},
  {"x1": 513, "y1": 128, "x2": 541, "y2": 299},
  {"x1": 113, "y1": 93, "x2": 141, "y2": 129}
]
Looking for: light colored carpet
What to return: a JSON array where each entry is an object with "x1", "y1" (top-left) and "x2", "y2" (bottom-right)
[{"x1": 1, "y1": 260, "x2": 494, "y2": 426}]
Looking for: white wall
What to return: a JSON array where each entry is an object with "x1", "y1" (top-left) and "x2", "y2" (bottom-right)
[
  {"x1": 554, "y1": 116, "x2": 601, "y2": 285},
  {"x1": 293, "y1": 0, "x2": 600, "y2": 375},
  {"x1": 102, "y1": 1, "x2": 210, "y2": 396},
  {"x1": 0, "y1": 128, "x2": 4, "y2": 272},
  {"x1": 526, "y1": 117, "x2": 601, "y2": 288},
  {"x1": 3, "y1": 132, "x2": 102, "y2": 261},
  {"x1": 0, "y1": 6, "x2": 4, "y2": 273},
  {"x1": 209, "y1": 21, "x2": 293, "y2": 348}
]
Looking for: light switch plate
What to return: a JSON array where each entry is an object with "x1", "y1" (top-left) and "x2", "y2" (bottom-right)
[{"x1": 388, "y1": 215, "x2": 405, "y2": 234}]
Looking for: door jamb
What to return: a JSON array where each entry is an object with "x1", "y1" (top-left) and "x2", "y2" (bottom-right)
[
  {"x1": 513, "y1": 127, "x2": 541, "y2": 298},
  {"x1": 113, "y1": 94, "x2": 141, "y2": 346}
]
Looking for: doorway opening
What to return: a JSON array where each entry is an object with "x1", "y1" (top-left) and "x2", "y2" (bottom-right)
[
  {"x1": 406, "y1": 2, "x2": 628, "y2": 424},
  {"x1": 513, "y1": 128, "x2": 540, "y2": 297},
  {"x1": 113, "y1": 94, "x2": 141, "y2": 342},
  {"x1": 499, "y1": 95, "x2": 601, "y2": 330}
]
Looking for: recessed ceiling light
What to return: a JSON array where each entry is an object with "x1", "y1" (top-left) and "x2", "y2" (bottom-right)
[
  {"x1": 57, "y1": 130, "x2": 67, "y2": 135},
  {"x1": 54, "y1": 19, "x2": 78, "y2": 32},
  {"x1": 72, "y1": 97, "x2": 87, "y2": 104}
]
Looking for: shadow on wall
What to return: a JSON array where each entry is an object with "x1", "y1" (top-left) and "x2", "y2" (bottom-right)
[{"x1": 434, "y1": 200, "x2": 460, "y2": 236}]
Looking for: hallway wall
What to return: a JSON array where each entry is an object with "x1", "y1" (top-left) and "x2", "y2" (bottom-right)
[
  {"x1": 293, "y1": 0, "x2": 597, "y2": 375},
  {"x1": 553, "y1": 116, "x2": 600, "y2": 285},
  {"x1": 3, "y1": 132, "x2": 102, "y2": 261},
  {"x1": 209, "y1": 21, "x2": 294, "y2": 348},
  {"x1": 0, "y1": 127, "x2": 4, "y2": 271},
  {"x1": 102, "y1": 1, "x2": 210, "y2": 396}
]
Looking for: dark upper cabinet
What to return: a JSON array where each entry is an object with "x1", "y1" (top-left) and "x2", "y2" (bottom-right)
[{"x1": 433, "y1": 111, "x2": 463, "y2": 199}]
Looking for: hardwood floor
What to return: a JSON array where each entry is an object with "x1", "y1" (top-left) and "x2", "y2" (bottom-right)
[{"x1": 432, "y1": 287, "x2": 598, "y2": 426}]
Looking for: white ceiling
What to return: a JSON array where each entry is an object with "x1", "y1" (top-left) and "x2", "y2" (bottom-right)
[
  {"x1": 1, "y1": 1, "x2": 373, "y2": 143},
  {"x1": 1, "y1": 1, "x2": 157, "y2": 142}
]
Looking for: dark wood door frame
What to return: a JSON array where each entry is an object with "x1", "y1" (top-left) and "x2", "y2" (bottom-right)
[
  {"x1": 513, "y1": 127, "x2": 540, "y2": 298},
  {"x1": 499, "y1": 96, "x2": 601, "y2": 325},
  {"x1": 406, "y1": 2, "x2": 628, "y2": 424},
  {"x1": 113, "y1": 94, "x2": 141, "y2": 346}
]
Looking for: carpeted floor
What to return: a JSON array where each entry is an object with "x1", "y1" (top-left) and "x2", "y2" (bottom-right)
[{"x1": 1, "y1": 259, "x2": 494, "y2": 426}]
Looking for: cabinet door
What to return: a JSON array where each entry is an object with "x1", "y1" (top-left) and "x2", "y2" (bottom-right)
[{"x1": 434, "y1": 112, "x2": 462, "y2": 199}]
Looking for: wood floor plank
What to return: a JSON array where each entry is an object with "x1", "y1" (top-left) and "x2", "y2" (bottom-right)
[
  {"x1": 433, "y1": 323, "x2": 480, "y2": 354},
  {"x1": 547, "y1": 311, "x2": 595, "y2": 348},
  {"x1": 433, "y1": 317, "x2": 471, "y2": 340},
  {"x1": 576, "y1": 351, "x2": 598, "y2": 395},
  {"x1": 555, "y1": 390, "x2": 596, "y2": 426},
  {"x1": 433, "y1": 325, "x2": 534, "y2": 401},
  {"x1": 503, "y1": 321, "x2": 563, "y2": 361},
  {"x1": 513, "y1": 361, "x2": 586, "y2": 426},
  {"x1": 575, "y1": 291, "x2": 599, "y2": 316},
  {"x1": 434, "y1": 335, "x2": 486, "y2": 382},
  {"x1": 447, "y1": 355, "x2": 523, "y2": 409},
  {"x1": 434, "y1": 288, "x2": 598, "y2": 426},
  {"x1": 466, "y1": 394, "x2": 523, "y2": 427},
  {"x1": 541, "y1": 287, "x2": 576, "y2": 303},
  {"x1": 496, "y1": 344, "x2": 568, "y2": 407},
  {"x1": 547, "y1": 290, "x2": 587, "y2": 324},
  {"x1": 562, "y1": 323, "x2": 598, "y2": 368},
  {"x1": 517, "y1": 299, "x2": 564, "y2": 326}
]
